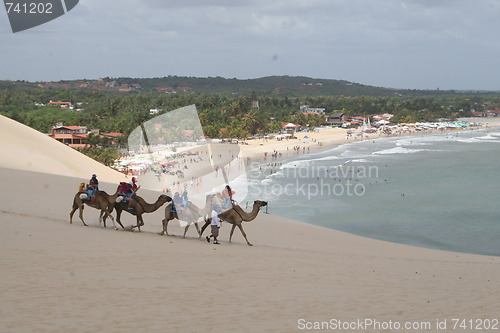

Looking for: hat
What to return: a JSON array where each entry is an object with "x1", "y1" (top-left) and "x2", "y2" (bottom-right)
[{"x1": 92, "y1": 174, "x2": 97, "y2": 177}]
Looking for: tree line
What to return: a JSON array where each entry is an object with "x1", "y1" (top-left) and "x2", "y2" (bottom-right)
[{"x1": 1, "y1": 86, "x2": 499, "y2": 148}]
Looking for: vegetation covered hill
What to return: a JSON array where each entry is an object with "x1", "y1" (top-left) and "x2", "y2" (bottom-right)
[
  {"x1": 97, "y1": 75, "x2": 500, "y2": 97},
  {"x1": 114, "y1": 75, "x2": 395, "y2": 96},
  {"x1": 3, "y1": 75, "x2": 499, "y2": 97}
]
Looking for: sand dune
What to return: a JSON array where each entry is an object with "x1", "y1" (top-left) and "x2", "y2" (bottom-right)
[
  {"x1": 0, "y1": 115, "x2": 126, "y2": 183},
  {"x1": 1, "y1": 116, "x2": 499, "y2": 333}
]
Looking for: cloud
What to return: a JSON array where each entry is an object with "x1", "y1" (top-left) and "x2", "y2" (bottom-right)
[{"x1": 1, "y1": 0, "x2": 499, "y2": 89}]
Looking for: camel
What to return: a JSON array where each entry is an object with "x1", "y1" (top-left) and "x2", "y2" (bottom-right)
[
  {"x1": 162, "y1": 194, "x2": 214, "y2": 238},
  {"x1": 95, "y1": 191, "x2": 126, "y2": 229},
  {"x1": 200, "y1": 200, "x2": 268, "y2": 246},
  {"x1": 69, "y1": 191, "x2": 120, "y2": 229},
  {"x1": 114, "y1": 194, "x2": 171, "y2": 232}
]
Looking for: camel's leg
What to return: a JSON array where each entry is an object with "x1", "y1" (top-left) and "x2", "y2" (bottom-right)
[
  {"x1": 200, "y1": 219, "x2": 210, "y2": 236},
  {"x1": 161, "y1": 218, "x2": 169, "y2": 236},
  {"x1": 78, "y1": 205, "x2": 88, "y2": 227},
  {"x1": 116, "y1": 209, "x2": 123, "y2": 229},
  {"x1": 182, "y1": 223, "x2": 191, "y2": 238},
  {"x1": 116, "y1": 219, "x2": 124, "y2": 229},
  {"x1": 194, "y1": 222, "x2": 201, "y2": 238},
  {"x1": 99, "y1": 210, "x2": 106, "y2": 228},
  {"x1": 136, "y1": 215, "x2": 142, "y2": 232},
  {"x1": 229, "y1": 223, "x2": 236, "y2": 243},
  {"x1": 69, "y1": 201, "x2": 78, "y2": 224},
  {"x1": 110, "y1": 206, "x2": 124, "y2": 229},
  {"x1": 102, "y1": 209, "x2": 118, "y2": 230},
  {"x1": 236, "y1": 223, "x2": 253, "y2": 246}
]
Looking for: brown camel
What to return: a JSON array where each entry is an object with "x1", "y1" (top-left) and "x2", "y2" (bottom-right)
[
  {"x1": 114, "y1": 194, "x2": 171, "y2": 232},
  {"x1": 69, "y1": 191, "x2": 119, "y2": 229},
  {"x1": 95, "y1": 191, "x2": 126, "y2": 229},
  {"x1": 162, "y1": 194, "x2": 214, "y2": 238},
  {"x1": 200, "y1": 200, "x2": 268, "y2": 246}
]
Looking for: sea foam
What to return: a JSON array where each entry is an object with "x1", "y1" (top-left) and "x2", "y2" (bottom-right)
[{"x1": 372, "y1": 147, "x2": 429, "y2": 155}]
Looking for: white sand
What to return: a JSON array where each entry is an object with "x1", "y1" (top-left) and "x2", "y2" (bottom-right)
[
  {"x1": 1, "y1": 114, "x2": 499, "y2": 333},
  {"x1": 0, "y1": 115, "x2": 127, "y2": 183}
]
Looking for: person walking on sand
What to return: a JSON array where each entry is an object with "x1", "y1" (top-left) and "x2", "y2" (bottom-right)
[{"x1": 206, "y1": 208, "x2": 221, "y2": 245}]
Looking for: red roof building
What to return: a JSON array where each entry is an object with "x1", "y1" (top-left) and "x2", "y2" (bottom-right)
[
  {"x1": 49, "y1": 126, "x2": 88, "y2": 147},
  {"x1": 49, "y1": 126, "x2": 122, "y2": 148}
]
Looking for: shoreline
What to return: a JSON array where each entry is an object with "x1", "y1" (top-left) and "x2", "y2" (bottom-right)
[
  {"x1": 240, "y1": 117, "x2": 500, "y2": 163},
  {"x1": 123, "y1": 118, "x2": 500, "y2": 191}
]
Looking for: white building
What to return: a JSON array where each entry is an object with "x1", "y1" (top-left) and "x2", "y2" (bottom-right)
[{"x1": 300, "y1": 105, "x2": 325, "y2": 115}]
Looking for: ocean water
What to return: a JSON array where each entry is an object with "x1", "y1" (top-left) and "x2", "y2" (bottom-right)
[{"x1": 244, "y1": 128, "x2": 500, "y2": 256}]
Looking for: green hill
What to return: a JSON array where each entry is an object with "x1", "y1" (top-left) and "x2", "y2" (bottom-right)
[
  {"x1": 1, "y1": 75, "x2": 498, "y2": 97},
  {"x1": 114, "y1": 75, "x2": 400, "y2": 96}
]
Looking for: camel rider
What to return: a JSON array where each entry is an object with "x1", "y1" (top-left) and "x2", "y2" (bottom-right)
[
  {"x1": 212, "y1": 192, "x2": 224, "y2": 214},
  {"x1": 172, "y1": 192, "x2": 183, "y2": 214},
  {"x1": 88, "y1": 174, "x2": 99, "y2": 195},
  {"x1": 130, "y1": 177, "x2": 140, "y2": 193},
  {"x1": 78, "y1": 181, "x2": 96, "y2": 203},
  {"x1": 127, "y1": 177, "x2": 140, "y2": 210},
  {"x1": 221, "y1": 185, "x2": 235, "y2": 209},
  {"x1": 117, "y1": 181, "x2": 131, "y2": 197},
  {"x1": 117, "y1": 177, "x2": 140, "y2": 210},
  {"x1": 181, "y1": 189, "x2": 189, "y2": 208}
]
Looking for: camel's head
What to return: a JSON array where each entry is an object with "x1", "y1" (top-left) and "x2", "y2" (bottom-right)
[
  {"x1": 160, "y1": 194, "x2": 172, "y2": 203},
  {"x1": 254, "y1": 200, "x2": 268, "y2": 208}
]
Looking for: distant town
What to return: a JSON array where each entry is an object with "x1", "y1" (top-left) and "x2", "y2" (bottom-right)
[{"x1": 2, "y1": 75, "x2": 499, "y2": 165}]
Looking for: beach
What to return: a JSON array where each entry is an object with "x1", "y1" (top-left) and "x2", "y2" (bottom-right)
[
  {"x1": 239, "y1": 119, "x2": 500, "y2": 162},
  {"x1": 124, "y1": 120, "x2": 494, "y2": 197},
  {"x1": 1, "y1": 115, "x2": 500, "y2": 332}
]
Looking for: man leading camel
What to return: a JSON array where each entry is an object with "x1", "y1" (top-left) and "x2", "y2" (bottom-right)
[{"x1": 206, "y1": 208, "x2": 221, "y2": 245}]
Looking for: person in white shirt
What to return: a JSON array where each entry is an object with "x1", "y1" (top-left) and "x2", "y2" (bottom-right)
[{"x1": 206, "y1": 209, "x2": 221, "y2": 245}]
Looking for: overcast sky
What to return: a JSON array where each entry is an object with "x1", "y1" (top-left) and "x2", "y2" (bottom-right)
[{"x1": 1, "y1": 0, "x2": 499, "y2": 90}]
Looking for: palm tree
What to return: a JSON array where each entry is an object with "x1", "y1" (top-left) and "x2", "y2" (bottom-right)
[{"x1": 228, "y1": 101, "x2": 240, "y2": 117}]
